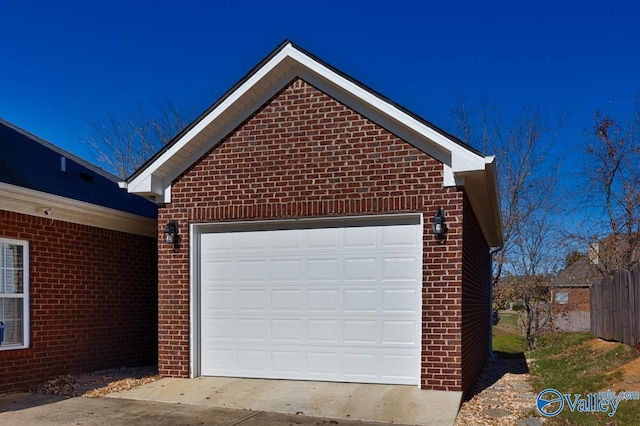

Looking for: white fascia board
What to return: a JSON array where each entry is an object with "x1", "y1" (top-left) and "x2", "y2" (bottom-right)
[
  {"x1": 128, "y1": 47, "x2": 297, "y2": 198},
  {"x1": 128, "y1": 42, "x2": 487, "y2": 198},
  {"x1": 0, "y1": 182, "x2": 157, "y2": 237},
  {"x1": 161, "y1": 74, "x2": 296, "y2": 192},
  {"x1": 286, "y1": 46, "x2": 488, "y2": 175},
  {"x1": 127, "y1": 173, "x2": 165, "y2": 198}
]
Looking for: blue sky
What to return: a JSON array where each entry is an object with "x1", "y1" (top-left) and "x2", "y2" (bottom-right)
[{"x1": 1, "y1": 0, "x2": 639, "y2": 170}]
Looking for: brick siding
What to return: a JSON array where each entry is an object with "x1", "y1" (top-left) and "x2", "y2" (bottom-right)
[
  {"x1": 0, "y1": 210, "x2": 157, "y2": 394},
  {"x1": 158, "y1": 78, "x2": 486, "y2": 391},
  {"x1": 461, "y1": 195, "x2": 491, "y2": 394}
]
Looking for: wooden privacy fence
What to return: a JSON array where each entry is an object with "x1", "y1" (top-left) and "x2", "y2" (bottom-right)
[{"x1": 591, "y1": 262, "x2": 640, "y2": 346}]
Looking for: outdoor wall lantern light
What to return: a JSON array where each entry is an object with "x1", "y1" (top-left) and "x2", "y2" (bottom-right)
[
  {"x1": 164, "y1": 221, "x2": 179, "y2": 245},
  {"x1": 432, "y1": 207, "x2": 447, "y2": 238}
]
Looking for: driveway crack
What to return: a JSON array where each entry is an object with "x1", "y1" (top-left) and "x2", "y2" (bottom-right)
[{"x1": 231, "y1": 410, "x2": 263, "y2": 425}]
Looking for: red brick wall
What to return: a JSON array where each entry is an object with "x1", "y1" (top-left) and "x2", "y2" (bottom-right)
[
  {"x1": 158, "y1": 78, "x2": 468, "y2": 390},
  {"x1": 0, "y1": 210, "x2": 157, "y2": 394},
  {"x1": 461, "y1": 195, "x2": 491, "y2": 394}
]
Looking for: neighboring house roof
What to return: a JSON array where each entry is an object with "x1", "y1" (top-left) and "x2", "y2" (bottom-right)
[
  {"x1": 553, "y1": 258, "x2": 600, "y2": 288},
  {"x1": 0, "y1": 118, "x2": 157, "y2": 236},
  {"x1": 125, "y1": 40, "x2": 503, "y2": 247}
]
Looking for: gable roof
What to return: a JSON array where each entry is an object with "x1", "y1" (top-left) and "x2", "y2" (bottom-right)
[
  {"x1": 0, "y1": 118, "x2": 157, "y2": 236},
  {"x1": 553, "y1": 258, "x2": 601, "y2": 288},
  {"x1": 125, "y1": 40, "x2": 502, "y2": 246}
]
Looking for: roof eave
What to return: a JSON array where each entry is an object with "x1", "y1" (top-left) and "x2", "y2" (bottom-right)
[
  {"x1": 125, "y1": 41, "x2": 504, "y2": 248},
  {"x1": 127, "y1": 42, "x2": 491, "y2": 199},
  {"x1": 0, "y1": 182, "x2": 157, "y2": 237},
  {"x1": 455, "y1": 156, "x2": 504, "y2": 248}
]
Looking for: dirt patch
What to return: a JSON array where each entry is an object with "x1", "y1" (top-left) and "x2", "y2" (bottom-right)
[
  {"x1": 542, "y1": 337, "x2": 619, "y2": 361},
  {"x1": 29, "y1": 366, "x2": 160, "y2": 398},
  {"x1": 604, "y1": 356, "x2": 640, "y2": 392},
  {"x1": 582, "y1": 338, "x2": 621, "y2": 353}
]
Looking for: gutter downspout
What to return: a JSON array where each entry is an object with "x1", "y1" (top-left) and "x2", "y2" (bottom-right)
[{"x1": 489, "y1": 244, "x2": 504, "y2": 358}]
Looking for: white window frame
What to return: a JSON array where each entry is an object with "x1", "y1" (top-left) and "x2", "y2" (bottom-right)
[
  {"x1": 0, "y1": 238, "x2": 29, "y2": 350},
  {"x1": 555, "y1": 292, "x2": 568, "y2": 305}
]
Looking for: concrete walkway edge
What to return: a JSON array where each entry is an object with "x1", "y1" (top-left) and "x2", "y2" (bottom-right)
[{"x1": 107, "y1": 377, "x2": 462, "y2": 426}]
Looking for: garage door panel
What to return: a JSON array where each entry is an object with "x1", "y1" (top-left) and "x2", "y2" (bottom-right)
[
  {"x1": 204, "y1": 318, "x2": 233, "y2": 339},
  {"x1": 344, "y1": 353, "x2": 377, "y2": 378},
  {"x1": 343, "y1": 257, "x2": 377, "y2": 281},
  {"x1": 344, "y1": 289, "x2": 376, "y2": 312},
  {"x1": 382, "y1": 354, "x2": 418, "y2": 379},
  {"x1": 236, "y1": 232, "x2": 267, "y2": 251},
  {"x1": 271, "y1": 319, "x2": 303, "y2": 342},
  {"x1": 382, "y1": 225, "x2": 420, "y2": 247},
  {"x1": 382, "y1": 257, "x2": 419, "y2": 282},
  {"x1": 200, "y1": 220, "x2": 421, "y2": 385},
  {"x1": 203, "y1": 289, "x2": 233, "y2": 312},
  {"x1": 202, "y1": 233, "x2": 232, "y2": 252},
  {"x1": 203, "y1": 260, "x2": 234, "y2": 282},
  {"x1": 237, "y1": 260, "x2": 268, "y2": 282},
  {"x1": 238, "y1": 350, "x2": 268, "y2": 372},
  {"x1": 382, "y1": 321, "x2": 417, "y2": 345},
  {"x1": 272, "y1": 259, "x2": 302, "y2": 281},
  {"x1": 202, "y1": 346, "x2": 420, "y2": 384},
  {"x1": 307, "y1": 289, "x2": 338, "y2": 312},
  {"x1": 203, "y1": 348, "x2": 234, "y2": 371},
  {"x1": 272, "y1": 351, "x2": 304, "y2": 374},
  {"x1": 306, "y1": 228, "x2": 339, "y2": 249},
  {"x1": 382, "y1": 289, "x2": 418, "y2": 312},
  {"x1": 237, "y1": 319, "x2": 268, "y2": 341},
  {"x1": 307, "y1": 258, "x2": 339, "y2": 281},
  {"x1": 237, "y1": 290, "x2": 268, "y2": 311},
  {"x1": 272, "y1": 229, "x2": 303, "y2": 250},
  {"x1": 307, "y1": 352, "x2": 339, "y2": 376},
  {"x1": 271, "y1": 290, "x2": 302, "y2": 311},
  {"x1": 344, "y1": 320, "x2": 376, "y2": 343},
  {"x1": 344, "y1": 226, "x2": 377, "y2": 248},
  {"x1": 307, "y1": 319, "x2": 339, "y2": 342}
]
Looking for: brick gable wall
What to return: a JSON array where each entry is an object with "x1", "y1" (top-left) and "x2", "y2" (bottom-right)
[
  {"x1": 158, "y1": 78, "x2": 475, "y2": 391},
  {"x1": 0, "y1": 210, "x2": 157, "y2": 394},
  {"x1": 461, "y1": 195, "x2": 491, "y2": 394}
]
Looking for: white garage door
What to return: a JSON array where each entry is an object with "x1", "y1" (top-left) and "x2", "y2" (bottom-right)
[{"x1": 199, "y1": 218, "x2": 422, "y2": 385}]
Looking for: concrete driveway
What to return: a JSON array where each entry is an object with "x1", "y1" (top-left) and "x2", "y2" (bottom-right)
[{"x1": 0, "y1": 377, "x2": 462, "y2": 426}]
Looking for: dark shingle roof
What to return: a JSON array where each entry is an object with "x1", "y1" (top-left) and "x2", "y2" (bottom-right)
[
  {"x1": 553, "y1": 258, "x2": 600, "y2": 288},
  {"x1": 0, "y1": 118, "x2": 157, "y2": 219}
]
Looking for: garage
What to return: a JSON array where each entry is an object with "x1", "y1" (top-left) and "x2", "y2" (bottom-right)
[
  {"x1": 127, "y1": 42, "x2": 503, "y2": 392},
  {"x1": 195, "y1": 216, "x2": 423, "y2": 385}
]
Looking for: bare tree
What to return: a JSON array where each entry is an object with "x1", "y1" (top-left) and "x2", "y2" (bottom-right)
[
  {"x1": 81, "y1": 99, "x2": 191, "y2": 179},
  {"x1": 575, "y1": 102, "x2": 640, "y2": 276},
  {"x1": 494, "y1": 275, "x2": 551, "y2": 350},
  {"x1": 452, "y1": 98, "x2": 565, "y2": 349}
]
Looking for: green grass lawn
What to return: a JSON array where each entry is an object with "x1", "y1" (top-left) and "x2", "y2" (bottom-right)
[
  {"x1": 491, "y1": 312, "x2": 640, "y2": 424},
  {"x1": 492, "y1": 310, "x2": 526, "y2": 356},
  {"x1": 493, "y1": 327, "x2": 526, "y2": 356},
  {"x1": 528, "y1": 332, "x2": 640, "y2": 425},
  {"x1": 495, "y1": 310, "x2": 522, "y2": 334}
]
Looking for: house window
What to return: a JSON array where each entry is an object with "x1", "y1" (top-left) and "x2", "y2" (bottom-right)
[
  {"x1": 555, "y1": 292, "x2": 568, "y2": 305},
  {"x1": 0, "y1": 238, "x2": 29, "y2": 350}
]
